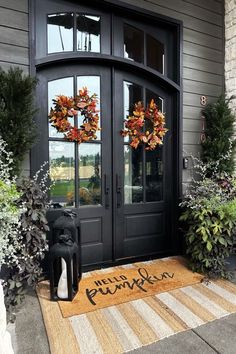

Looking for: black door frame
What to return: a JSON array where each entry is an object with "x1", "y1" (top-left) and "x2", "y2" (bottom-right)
[{"x1": 30, "y1": 0, "x2": 183, "y2": 269}]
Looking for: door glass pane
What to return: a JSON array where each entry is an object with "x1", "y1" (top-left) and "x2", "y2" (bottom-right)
[
  {"x1": 77, "y1": 76, "x2": 101, "y2": 140},
  {"x1": 49, "y1": 141, "x2": 75, "y2": 208},
  {"x1": 79, "y1": 143, "x2": 101, "y2": 206},
  {"x1": 47, "y1": 13, "x2": 73, "y2": 53},
  {"x1": 146, "y1": 34, "x2": 164, "y2": 74},
  {"x1": 123, "y1": 81, "x2": 143, "y2": 142},
  {"x1": 48, "y1": 77, "x2": 74, "y2": 138},
  {"x1": 146, "y1": 148, "x2": 163, "y2": 202},
  {"x1": 77, "y1": 15, "x2": 100, "y2": 52},
  {"x1": 124, "y1": 145, "x2": 143, "y2": 204},
  {"x1": 124, "y1": 24, "x2": 144, "y2": 63},
  {"x1": 146, "y1": 89, "x2": 163, "y2": 110}
]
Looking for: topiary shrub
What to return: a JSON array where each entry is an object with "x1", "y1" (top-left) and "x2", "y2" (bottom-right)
[
  {"x1": 0, "y1": 67, "x2": 38, "y2": 177},
  {"x1": 201, "y1": 95, "x2": 236, "y2": 175}
]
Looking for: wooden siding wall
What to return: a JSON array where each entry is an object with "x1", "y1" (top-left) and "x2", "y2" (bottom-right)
[
  {"x1": 0, "y1": 0, "x2": 29, "y2": 73},
  {"x1": 0, "y1": 0, "x2": 225, "y2": 185}
]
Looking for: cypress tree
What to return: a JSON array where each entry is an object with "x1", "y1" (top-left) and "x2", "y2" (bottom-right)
[
  {"x1": 201, "y1": 95, "x2": 236, "y2": 175},
  {"x1": 0, "y1": 67, "x2": 38, "y2": 176}
]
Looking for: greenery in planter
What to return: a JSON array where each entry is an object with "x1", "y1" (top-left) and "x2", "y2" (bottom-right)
[
  {"x1": 201, "y1": 95, "x2": 236, "y2": 175},
  {"x1": 0, "y1": 67, "x2": 38, "y2": 177},
  {"x1": 0, "y1": 138, "x2": 22, "y2": 267},
  {"x1": 180, "y1": 155, "x2": 236, "y2": 279},
  {"x1": 0, "y1": 137, "x2": 49, "y2": 321}
]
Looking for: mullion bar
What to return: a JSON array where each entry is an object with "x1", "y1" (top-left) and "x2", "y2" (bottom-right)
[
  {"x1": 74, "y1": 75, "x2": 79, "y2": 207},
  {"x1": 143, "y1": 87, "x2": 146, "y2": 203}
]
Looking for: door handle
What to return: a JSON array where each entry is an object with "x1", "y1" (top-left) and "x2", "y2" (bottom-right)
[
  {"x1": 104, "y1": 174, "x2": 110, "y2": 209},
  {"x1": 116, "y1": 174, "x2": 122, "y2": 208}
]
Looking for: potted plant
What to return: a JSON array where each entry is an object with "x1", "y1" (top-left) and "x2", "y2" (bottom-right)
[{"x1": 180, "y1": 154, "x2": 236, "y2": 279}]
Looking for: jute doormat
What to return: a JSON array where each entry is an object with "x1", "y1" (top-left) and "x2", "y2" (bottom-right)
[
  {"x1": 58, "y1": 257, "x2": 203, "y2": 317},
  {"x1": 37, "y1": 258, "x2": 236, "y2": 354}
]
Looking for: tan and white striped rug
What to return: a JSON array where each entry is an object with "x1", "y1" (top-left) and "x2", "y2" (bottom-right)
[{"x1": 37, "y1": 258, "x2": 236, "y2": 354}]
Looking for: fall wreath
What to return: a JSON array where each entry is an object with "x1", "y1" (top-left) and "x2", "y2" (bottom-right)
[
  {"x1": 49, "y1": 87, "x2": 100, "y2": 143},
  {"x1": 121, "y1": 99, "x2": 168, "y2": 150}
]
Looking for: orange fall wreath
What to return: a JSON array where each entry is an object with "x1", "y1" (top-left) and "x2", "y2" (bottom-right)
[
  {"x1": 49, "y1": 87, "x2": 100, "y2": 143},
  {"x1": 121, "y1": 99, "x2": 168, "y2": 150}
]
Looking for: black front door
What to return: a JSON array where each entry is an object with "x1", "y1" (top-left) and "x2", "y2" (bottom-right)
[
  {"x1": 35, "y1": 63, "x2": 174, "y2": 267},
  {"x1": 113, "y1": 70, "x2": 173, "y2": 260}
]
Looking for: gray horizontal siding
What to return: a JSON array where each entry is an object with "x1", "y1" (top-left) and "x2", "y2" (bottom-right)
[
  {"x1": 0, "y1": 0, "x2": 28, "y2": 12},
  {"x1": 0, "y1": 1, "x2": 29, "y2": 69}
]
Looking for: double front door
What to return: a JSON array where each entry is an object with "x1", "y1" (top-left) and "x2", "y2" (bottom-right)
[{"x1": 36, "y1": 64, "x2": 173, "y2": 267}]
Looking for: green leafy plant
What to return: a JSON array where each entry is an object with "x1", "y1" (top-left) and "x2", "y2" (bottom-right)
[
  {"x1": 201, "y1": 95, "x2": 236, "y2": 175},
  {"x1": 3, "y1": 167, "x2": 49, "y2": 320},
  {"x1": 0, "y1": 67, "x2": 38, "y2": 176},
  {"x1": 0, "y1": 137, "x2": 49, "y2": 320},
  {"x1": 180, "y1": 156, "x2": 236, "y2": 279}
]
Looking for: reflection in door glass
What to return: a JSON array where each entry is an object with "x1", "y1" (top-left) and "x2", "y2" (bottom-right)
[
  {"x1": 146, "y1": 89, "x2": 163, "y2": 111},
  {"x1": 79, "y1": 144, "x2": 101, "y2": 206},
  {"x1": 77, "y1": 76, "x2": 101, "y2": 140},
  {"x1": 47, "y1": 13, "x2": 73, "y2": 53},
  {"x1": 123, "y1": 81, "x2": 142, "y2": 142},
  {"x1": 48, "y1": 77, "x2": 74, "y2": 137},
  {"x1": 146, "y1": 148, "x2": 163, "y2": 202},
  {"x1": 124, "y1": 24, "x2": 144, "y2": 63},
  {"x1": 77, "y1": 15, "x2": 100, "y2": 52},
  {"x1": 49, "y1": 141, "x2": 75, "y2": 207},
  {"x1": 146, "y1": 34, "x2": 164, "y2": 74},
  {"x1": 124, "y1": 145, "x2": 143, "y2": 204}
]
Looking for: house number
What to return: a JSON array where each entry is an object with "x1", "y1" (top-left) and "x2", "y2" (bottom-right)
[{"x1": 200, "y1": 95, "x2": 207, "y2": 106}]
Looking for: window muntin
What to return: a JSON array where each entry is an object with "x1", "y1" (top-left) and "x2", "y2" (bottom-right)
[
  {"x1": 47, "y1": 13, "x2": 74, "y2": 53},
  {"x1": 77, "y1": 15, "x2": 100, "y2": 52}
]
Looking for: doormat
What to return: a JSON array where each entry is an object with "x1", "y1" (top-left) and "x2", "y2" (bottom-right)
[
  {"x1": 57, "y1": 257, "x2": 202, "y2": 317},
  {"x1": 37, "y1": 259, "x2": 236, "y2": 354},
  {"x1": 60, "y1": 257, "x2": 203, "y2": 317}
]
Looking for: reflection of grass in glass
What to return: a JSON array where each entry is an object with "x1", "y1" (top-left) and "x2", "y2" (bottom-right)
[
  {"x1": 50, "y1": 180, "x2": 90, "y2": 197},
  {"x1": 51, "y1": 181, "x2": 74, "y2": 197}
]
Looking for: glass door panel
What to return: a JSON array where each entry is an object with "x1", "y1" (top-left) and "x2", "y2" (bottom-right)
[
  {"x1": 48, "y1": 77, "x2": 74, "y2": 138},
  {"x1": 124, "y1": 146, "x2": 143, "y2": 204},
  {"x1": 77, "y1": 76, "x2": 101, "y2": 140},
  {"x1": 146, "y1": 148, "x2": 163, "y2": 202},
  {"x1": 79, "y1": 143, "x2": 101, "y2": 206},
  {"x1": 49, "y1": 141, "x2": 75, "y2": 207}
]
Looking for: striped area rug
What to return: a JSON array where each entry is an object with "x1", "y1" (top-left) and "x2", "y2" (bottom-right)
[{"x1": 37, "y1": 259, "x2": 236, "y2": 354}]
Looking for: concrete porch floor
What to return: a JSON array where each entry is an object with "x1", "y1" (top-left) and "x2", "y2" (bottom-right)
[{"x1": 8, "y1": 274, "x2": 236, "y2": 354}]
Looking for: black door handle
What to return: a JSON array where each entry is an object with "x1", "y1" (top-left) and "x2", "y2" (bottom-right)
[
  {"x1": 104, "y1": 174, "x2": 110, "y2": 209},
  {"x1": 116, "y1": 174, "x2": 122, "y2": 208}
]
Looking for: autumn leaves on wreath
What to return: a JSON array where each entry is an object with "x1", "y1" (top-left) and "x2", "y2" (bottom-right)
[{"x1": 49, "y1": 87, "x2": 168, "y2": 150}]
